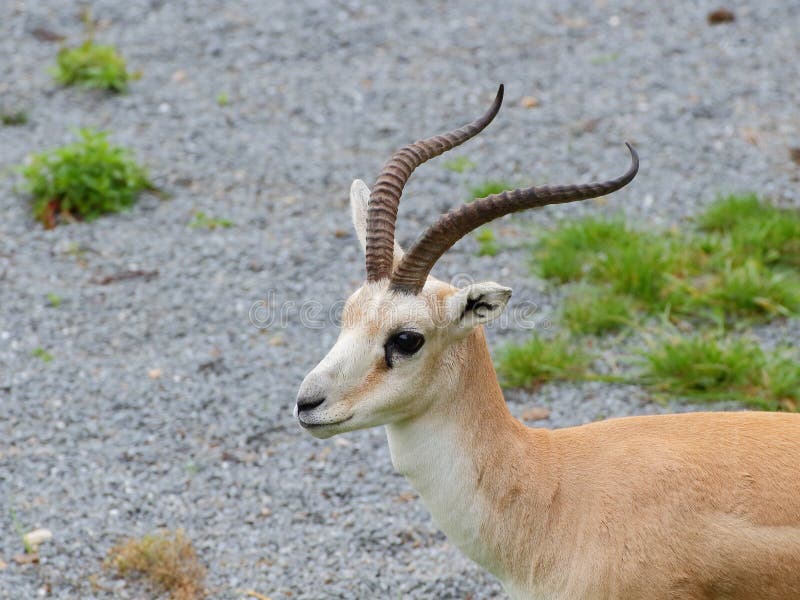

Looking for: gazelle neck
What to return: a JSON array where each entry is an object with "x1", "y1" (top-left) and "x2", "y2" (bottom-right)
[{"x1": 385, "y1": 328, "x2": 558, "y2": 591}]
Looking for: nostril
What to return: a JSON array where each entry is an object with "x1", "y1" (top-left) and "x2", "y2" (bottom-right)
[{"x1": 296, "y1": 395, "x2": 325, "y2": 412}]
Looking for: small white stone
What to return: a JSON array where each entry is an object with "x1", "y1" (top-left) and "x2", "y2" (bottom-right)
[
  {"x1": 609, "y1": 15, "x2": 620, "y2": 27},
  {"x1": 23, "y1": 529, "x2": 52, "y2": 550},
  {"x1": 158, "y1": 103, "x2": 171, "y2": 114}
]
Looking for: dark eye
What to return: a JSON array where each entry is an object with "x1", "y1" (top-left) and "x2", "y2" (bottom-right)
[{"x1": 384, "y1": 331, "x2": 425, "y2": 367}]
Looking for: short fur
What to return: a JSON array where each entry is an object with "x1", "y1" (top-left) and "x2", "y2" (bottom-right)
[{"x1": 296, "y1": 181, "x2": 800, "y2": 599}]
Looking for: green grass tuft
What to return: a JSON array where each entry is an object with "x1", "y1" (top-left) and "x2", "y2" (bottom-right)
[
  {"x1": 504, "y1": 195, "x2": 800, "y2": 411},
  {"x1": 469, "y1": 180, "x2": 514, "y2": 200},
  {"x1": 594, "y1": 236, "x2": 672, "y2": 304},
  {"x1": 563, "y1": 286, "x2": 636, "y2": 335},
  {"x1": 534, "y1": 217, "x2": 674, "y2": 304},
  {"x1": 442, "y1": 156, "x2": 476, "y2": 173},
  {"x1": 699, "y1": 194, "x2": 800, "y2": 269},
  {"x1": 2, "y1": 110, "x2": 28, "y2": 126},
  {"x1": 19, "y1": 128, "x2": 152, "y2": 228},
  {"x1": 216, "y1": 92, "x2": 230, "y2": 106},
  {"x1": 46, "y1": 293, "x2": 62, "y2": 307},
  {"x1": 534, "y1": 200, "x2": 800, "y2": 325},
  {"x1": 51, "y1": 40, "x2": 133, "y2": 92},
  {"x1": 703, "y1": 260, "x2": 800, "y2": 320},
  {"x1": 32, "y1": 348, "x2": 53, "y2": 363},
  {"x1": 189, "y1": 211, "x2": 234, "y2": 230},
  {"x1": 763, "y1": 354, "x2": 800, "y2": 411},
  {"x1": 475, "y1": 227, "x2": 499, "y2": 256},
  {"x1": 591, "y1": 52, "x2": 620, "y2": 65},
  {"x1": 9, "y1": 503, "x2": 34, "y2": 554},
  {"x1": 697, "y1": 194, "x2": 764, "y2": 232},
  {"x1": 496, "y1": 335, "x2": 591, "y2": 389},
  {"x1": 641, "y1": 334, "x2": 799, "y2": 410},
  {"x1": 533, "y1": 217, "x2": 630, "y2": 282}
]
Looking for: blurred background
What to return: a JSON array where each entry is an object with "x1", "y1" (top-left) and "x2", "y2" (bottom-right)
[{"x1": 1, "y1": 1, "x2": 798, "y2": 598}]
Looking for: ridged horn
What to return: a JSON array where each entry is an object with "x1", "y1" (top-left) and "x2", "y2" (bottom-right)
[
  {"x1": 365, "y1": 85, "x2": 504, "y2": 281},
  {"x1": 389, "y1": 143, "x2": 639, "y2": 294}
]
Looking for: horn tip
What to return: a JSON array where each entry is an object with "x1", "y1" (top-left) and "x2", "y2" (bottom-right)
[{"x1": 624, "y1": 141, "x2": 639, "y2": 165}]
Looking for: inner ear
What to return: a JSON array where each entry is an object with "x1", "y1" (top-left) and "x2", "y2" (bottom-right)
[
  {"x1": 447, "y1": 282, "x2": 512, "y2": 331},
  {"x1": 462, "y1": 294, "x2": 498, "y2": 321}
]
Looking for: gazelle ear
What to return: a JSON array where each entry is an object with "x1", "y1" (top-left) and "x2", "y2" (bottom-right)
[
  {"x1": 446, "y1": 282, "x2": 512, "y2": 334},
  {"x1": 350, "y1": 179, "x2": 404, "y2": 263}
]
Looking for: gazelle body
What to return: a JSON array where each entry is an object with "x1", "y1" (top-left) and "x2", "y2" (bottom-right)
[{"x1": 296, "y1": 86, "x2": 800, "y2": 599}]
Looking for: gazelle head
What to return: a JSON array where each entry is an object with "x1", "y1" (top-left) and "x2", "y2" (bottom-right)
[{"x1": 296, "y1": 85, "x2": 638, "y2": 439}]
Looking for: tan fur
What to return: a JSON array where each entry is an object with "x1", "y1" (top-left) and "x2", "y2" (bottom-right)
[
  {"x1": 298, "y1": 189, "x2": 800, "y2": 598},
  {"x1": 440, "y1": 328, "x2": 800, "y2": 599}
]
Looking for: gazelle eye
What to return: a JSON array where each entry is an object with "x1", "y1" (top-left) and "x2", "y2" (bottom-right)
[
  {"x1": 384, "y1": 330, "x2": 425, "y2": 367},
  {"x1": 392, "y1": 331, "x2": 425, "y2": 354}
]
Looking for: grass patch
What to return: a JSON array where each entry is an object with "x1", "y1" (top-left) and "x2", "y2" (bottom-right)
[
  {"x1": 563, "y1": 286, "x2": 636, "y2": 335},
  {"x1": 497, "y1": 194, "x2": 800, "y2": 411},
  {"x1": 764, "y1": 354, "x2": 800, "y2": 411},
  {"x1": 442, "y1": 156, "x2": 476, "y2": 173},
  {"x1": 533, "y1": 217, "x2": 630, "y2": 282},
  {"x1": 469, "y1": 180, "x2": 514, "y2": 200},
  {"x1": 475, "y1": 227, "x2": 499, "y2": 256},
  {"x1": 593, "y1": 235, "x2": 672, "y2": 304},
  {"x1": 18, "y1": 128, "x2": 152, "y2": 228},
  {"x1": 9, "y1": 503, "x2": 34, "y2": 554},
  {"x1": 702, "y1": 261, "x2": 800, "y2": 320},
  {"x1": 641, "y1": 334, "x2": 799, "y2": 410},
  {"x1": 46, "y1": 293, "x2": 62, "y2": 307},
  {"x1": 534, "y1": 198, "x2": 800, "y2": 325},
  {"x1": 496, "y1": 335, "x2": 591, "y2": 389},
  {"x1": 697, "y1": 194, "x2": 765, "y2": 232},
  {"x1": 106, "y1": 529, "x2": 206, "y2": 600},
  {"x1": 591, "y1": 52, "x2": 620, "y2": 65},
  {"x1": 1, "y1": 110, "x2": 28, "y2": 126},
  {"x1": 698, "y1": 194, "x2": 800, "y2": 269},
  {"x1": 32, "y1": 348, "x2": 53, "y2": 363},
  {"x1": 216, "y1": 92, "x2": 230, "y2": 106},
  {"x1": 51, "y1": 40, "x2": 133, "y2": 92},
  {"x1": 534, "y1": 217, "x2": 674, "y2": 304},
  {"x1": 189, "y1": 211, "x2": 233, "y2": 229}
]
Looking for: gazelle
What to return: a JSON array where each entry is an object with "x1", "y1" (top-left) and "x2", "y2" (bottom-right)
[{"x1": 296, "y1": 85, "x2": 800, "y2": 599}]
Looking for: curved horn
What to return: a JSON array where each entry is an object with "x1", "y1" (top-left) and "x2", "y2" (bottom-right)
[
  {"x1": 365, "y1": 85, "x2": 505, "y2": 281},
  {"x1": 389, "y1": 143, "x2": 639, "y2": 294}
]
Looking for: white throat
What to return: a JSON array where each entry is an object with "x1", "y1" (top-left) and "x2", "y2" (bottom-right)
[{"x1": 385, "y1": 413, "x2": 502, "y2": 577}]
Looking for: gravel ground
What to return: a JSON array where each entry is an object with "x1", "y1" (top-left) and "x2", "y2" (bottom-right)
[{"x1": 1, "y1": 1, "x2": 799, "y2": 598}]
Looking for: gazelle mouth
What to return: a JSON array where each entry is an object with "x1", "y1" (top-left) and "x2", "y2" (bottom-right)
[{"x1": 298, "y1": 415, "x2": 353, "y2": 430}]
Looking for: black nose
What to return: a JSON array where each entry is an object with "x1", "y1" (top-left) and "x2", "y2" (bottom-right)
[{"x1": 296, "y1": 395, "x2": 325, "y2": 412}]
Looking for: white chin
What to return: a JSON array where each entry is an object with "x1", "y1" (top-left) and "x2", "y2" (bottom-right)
[
  {"x1": 299, "y1": 420, "x2": 339, "y2": 439},
  {"x1": 298, "y1": 414, "x2": 355, "y2": 438}
]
